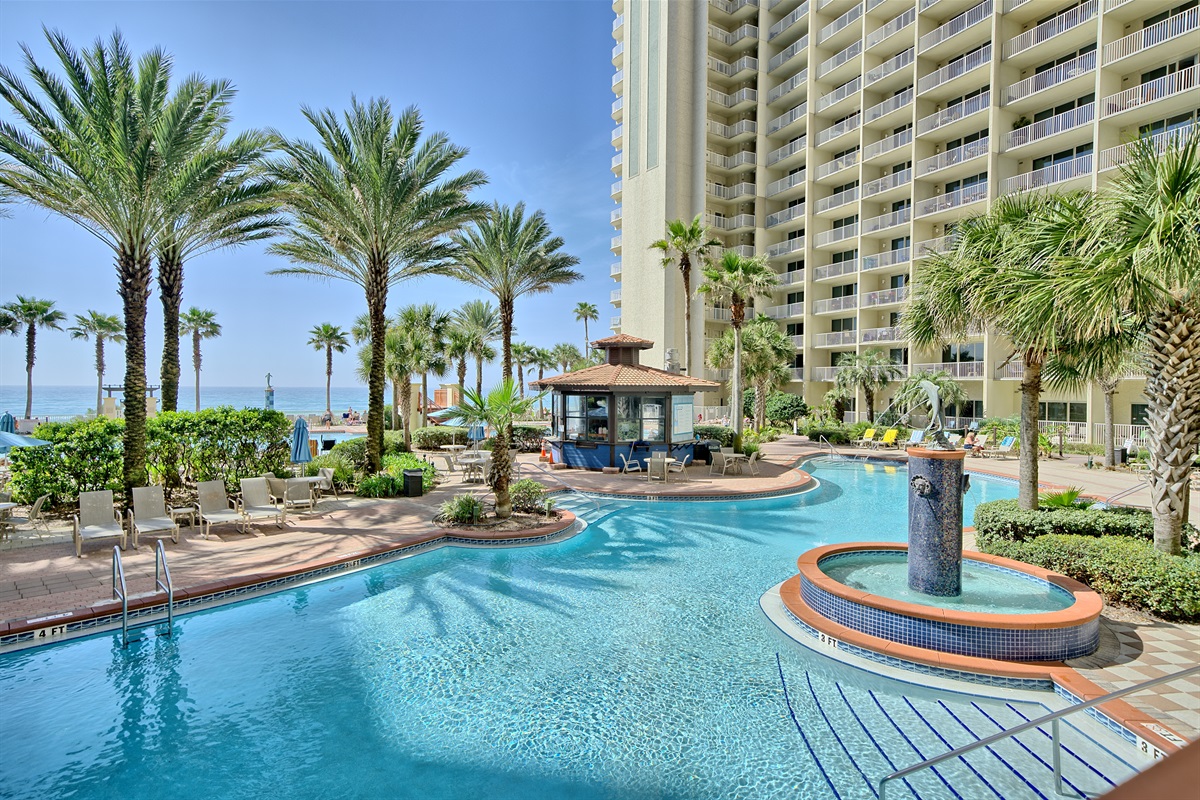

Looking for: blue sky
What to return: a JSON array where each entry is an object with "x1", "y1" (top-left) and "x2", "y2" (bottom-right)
[{"x1": 0, "y1": 0, "x2": 617, "y2": 389}]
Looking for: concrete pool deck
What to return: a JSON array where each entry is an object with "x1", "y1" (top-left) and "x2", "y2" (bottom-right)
[{"x1": 0, "y1": 437, "x2": 1195, "y2": 743}]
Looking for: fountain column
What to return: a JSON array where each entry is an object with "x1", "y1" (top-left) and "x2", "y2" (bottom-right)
[{"x1": 907, "y1": 448, "x2": 966, "y2": 597}]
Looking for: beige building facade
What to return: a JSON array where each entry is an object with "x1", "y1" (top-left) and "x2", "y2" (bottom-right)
[{"x1": 608, "y1": 0, "x2": 1198, "y2": 442}]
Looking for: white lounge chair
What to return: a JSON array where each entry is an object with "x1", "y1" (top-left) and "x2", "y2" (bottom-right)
[
  {"x1": 282, "y1": 478, "x2": 315, "y2": 513},
  {"x1": 904, "y1": 430, "x2": 925, "y2": 449},
  {"x1": 1, "y1": 493, "x2": 50, "y2": 532},
  {"x1": 74, "y1": 490, "x2": 127, "y2": 557},
  {"x1": 710, "y1": 451, "x2": 736, "y2": 477},
  {"x1": 240, "y1": 477, "x2": 285, "y2": 530},
  {"x1": 264, "y1": 475, "x2": 287, "y2": 506},
  {"x1": 197, "y1": 480, "x2": 243, "y2": 538},
  {"x1": 668, "y1": 454, "x2": 692, "y2": 482},
  {"x1": 129, "y1": 485, "x2": 180, "y2": 549},
  {"x1": 316, "y1": 467, "x2": 339, "y2": 500},
  {"x1": 647, "y1": 453, "x2": 668, "y2": 482},
  {"x1": 745, "y1": 451, "x2": 761, "y2": 476},
  {"x1": 618, "y1": 453, "x2": 642, "y2": 474},
  {"x1": 985, "y1": 435, "x2": 1017, "y2": 459}
]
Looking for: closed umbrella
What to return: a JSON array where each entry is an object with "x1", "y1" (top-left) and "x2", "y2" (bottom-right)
[
  {"x1": 0, "y1": 413, "x2": 14, "y2": 434},
  {"x1": 291, "y1": 417, "x2": 313, "y2": 465},
  {"x1": 0, "y1": 431, "x2": 51, "y2": 456}
]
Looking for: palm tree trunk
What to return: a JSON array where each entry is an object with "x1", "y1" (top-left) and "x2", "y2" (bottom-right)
[
  {"x1": 517, "y1": 363, "x2": 525, "y2": 399},
  {"x1": 537, "y1": 367, "x2": 545, "y2": 416},
  {"x1": 157, "y1": 252, "x2": 183, "y2": 412},
  {"x1": 583, "y1": 318, "x2": 589, "y2": 354},
  {"x1": 391, "y1": 378, "x2": 400, "y2": 431},
  {"x1": 1100, "y1": 378, "x2": 1117, "y2": 469},
  {"x1": 193, "y1": 333, "x2": 202, "y2": 413},
  {"x1": 680, "y1": 255, "x2": 692, "y2": 376},
  {"x1": 95, "y1": 337, "x2": 104, "y2": 419},
  {"x1": 731, "y1": 322, "x2": 743, "y2": 441},
  {"x1": 119, "y1": 250, "x2": 152, "y2": 503},
  {"x1": 500, "y1": 299, "x2": 514, "y2": 382},
  {"x1": 457, "y1": 358, "x2": 467, "y2": 392},
  {"x1": 865, "y1": 388, "x2": 876, "y2": 422},
  {"x1": 1018, "y1": 353, "x2": 1042, "y2": 511},
  {"x1": 755, "y1": 384, "x2": 766, "y2": 430},
  {"x1": 398, "y1": 373, "x2": 413, "y2": 451},
  {"x1": 475, "y1": 357, "x2": 483, "y2": 398},
  {"x1": 365, "y1": 273, "x2": 388, "y2": 473},
  {"x1": 1143, "y1": 306, "x2": 1200, "y2": 555},
  {"x1": 325, "y1": 344, "x2": 334, "y2": 415},
  {"x1": 420, "y1": 372, "x2": 429, "y2": 428},
  {"x1": 24, "y1": 323, "x2": 34, "y2": 420}
]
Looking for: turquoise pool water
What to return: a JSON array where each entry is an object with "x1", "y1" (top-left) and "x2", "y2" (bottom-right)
[{"x1": 0, "y1": 462, "x2": 1134, "y2": 799}]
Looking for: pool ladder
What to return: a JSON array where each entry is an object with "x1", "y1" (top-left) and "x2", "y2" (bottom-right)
[{"x1": 111, "y1": 540, "x2": 175, "y2": 649}]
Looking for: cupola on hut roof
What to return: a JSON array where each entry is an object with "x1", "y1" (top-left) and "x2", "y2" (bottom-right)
[
  {"x1": 590, "y1": 333, "x2": 654, "y2": 349},
  {"x1": 532, "y1": 336, "x2": 718, "y2": 394}
]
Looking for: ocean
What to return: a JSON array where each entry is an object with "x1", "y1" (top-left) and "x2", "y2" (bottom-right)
[{"x1": 0, "y1": 385, "x2": 373, "y2": 421}]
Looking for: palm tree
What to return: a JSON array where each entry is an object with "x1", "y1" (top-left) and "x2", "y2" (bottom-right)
[
  {"x1": 551, "y1": 342, "x2": 583, "y2": 373},
  {"x1": 445, "y1": 325, "x2": 473, "y2": 397},
  {"x1": 69, "y1": 311, "x2": 125, "y2": 418},
  {"x1": 902, "y1": 191, "x2": 1093, "y2": 510},
  {"x1": 892, "y1": 370, "x2": 969, "y2": 426},
  {"x1": 1047, "y1": 134, "x2": 1200, "y2": 553},
  {"x1": 399, "y1": 304, "x2": 450, "y2": 428},
  {"x1": 0, "y1": 296, "x2": 66, "y2": 419},
  {"x1": 650, "y1": 216, "x2": 722, "y2": 375},
  {"x1": 697, "y1": 251, "x2": 780, "y2": 439},
  {"x1": 707, "y1": 315, "x2": 792, "y2": 430},
  {"x1": 573, "y1": 302, "x2": 598, "y2": 353},
  {"x1": 441, "y1": 379, "x2": 539, "y2": 519},
  {"x1": 357, "y1": 322, "x2": 421, "y2": 446},
  {"x1": 179, "y1": 308, "x2": 221, "y2": 412},
  {"x1": 530, "y1": 347, "x2": 558, "y2": 417},
  {"x1": 268, "y1": 99, "x2": 487, "y2": 473},
  {"x1": 511, "y1": 341, "x2": 537, "y2": 399},
  {"x1": 0, "y1": 31, "x2": 230, "y2": 495},
  {"x1": 308, "y1": 323, "x2": 350, "y2": 417},
  {"x1": 455, "y1": 299, "x2": 502, "y2": 397},
  {"x1": 833, "y1": 349, "x2": 904, "y2": 422}
]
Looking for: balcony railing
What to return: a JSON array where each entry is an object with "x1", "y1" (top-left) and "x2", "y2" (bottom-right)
[
  {"x1": 767, "y1": 135, "x2": 807, "y2": 165},
  {"x1": 815, "y1": 150, "x2": 860, "y2": 179},
  {"x1": 916, "y1": 182, "x2": 987, "y2": 216},
  {"x1": 709, "y1": 86, "x2": 759, "y2": 108},
  {"x1": 611, "y1": 234, "x2": 622, "y2": 249},
  {"x1": 610, "y1": 316, "x2": 622, "y2": 329},
  {"x1": 712, "y1": 0, "x2": 759, "y2": 13},
  {"x1": 863, "y1": 127, "x2": 912, "y2": 159},
  {"x1": 1098, "y1": 125, "x2": 1197, "y2": 171},
  {"x1": 815, "y1": 223, "x2": 859, "y2": 246},
  {"x1": 610, "y1": 262, "x2": 622, "y2": 276},
  {"x1": 611, "y1": 152, "x2": 623, "y2": 169},
  {"x1": 814, "y1": 259, "x2": 859, "y2": 280},
  {"x1": 611, "y1": 124, "x2": 623, "y2": 144},
  {"x1": 864, "y1": 87, "x2": 913, "y2": 124},
  {"x1": 1004, "y1": 103, "x2": 1093, "y2": 150},
  {"x1": 709, "y1": 23, "x2": 760, "y2": 47},
  {"x1": 612, "y1": 42, "x2": 624, "y2": 60},
  {"x1": 611, "y1": 206, "x2": 622, "y2": 223},
  {"x1": 915, "y1": 136, "x2": 989, "y2": 175},
  {"x1": 613, "y1": 14, "x2": 624, "y2": 33},
  {"x1": 1103, "y1": 8, "x2": 1198, "y2": 65},
  {"x1": 612, "y1": 97, "x2": 623, "y2": 115},
  {"x1": 769, "y1": 34, "x2": 810, "y2": 73},
  {"x1": 768, "y1": 68, "x2": 808, "y2": 104},
  {"x1": 914, "y1": 361, "x2": 985, "y2": 378},
  {"x1": 1003, "y1": 0, "x2": 1034, "y2": 11},
  {"x1": 706, "y1": 212, "x2": 757, "y2": 230},
  {"x1": 862, "y1": 168, "x2": 912, "y2": 197},
  {"x1": 708, "y1": 118, "x2": 758, "y2": 138},
  {"x1": 768, "y1": 103, "x2": 808, "y2": 133},
  {"x1": 708, "y1": 149, "x2": 757, "y2": 170},
  {"x1": 859, "y1": 326, "x2": 904, "y2": 343},
  {"x1": 1101, "y1": 66, "x2": 1199, "y2": 118},
  {"x1": 861, "y1": 285, "x2": 909, "y2": 306},
  {"x1": 779, "y1": 269, "x2": 806, "y2": 286},
  {"x1": 918, "y1": 1, "x2": 991, "y2": 53},
  {"x1": 612, "y1": 69, "x2": 624, "y2": 89},
  {"x1": 916, "y1": 90, "x2": 989, "y2": 135},
  {"x1": 813, "y1": 295, "x2": 857, "y2": 313},
  {"x1": 1004, "y1": 51, "x2": 1095, "y2": 105},
  {"x1": 811, "y1": 366, "x2": 843, "y2": 381},
  {"x1": 611, "y1": 288, "x2": 622, "y2": 303},
  {"x1": 815, "y1": 330, "x2": 858, "y2": 346},
  {"x1": 817, "y1": 2, "x2": 864, "y2": 44},
  {"x1": 768, "y1": 1, "x2": 810, "y2": 40},
  {"x1": 918, "y1": 44, "x2": 991, "y2": 95},
  {"x1": 817, "y1": 40, "x2": 862, "y2": 78},
  {"x1": 708, "y1": 55, "x2": 760, "y2": 77},
  {"x1": 1004, "y1": 0, "x2": 1096, "y2": 60},
  {"x1": 767, "y1": 170, "x2": 806, "y2": 196},
  {"x1": 816, "y1": 112, "x2": 861, "y2": 146},
  {"x1": 767, "y1": 203, "x2": 807, "y2": 227},
  {"x1": 707, "y1": 181, "x2": 758, "y2": 199},
  {"x1": 861, "y1": 246, "x2": 911, "y2": 271},
  {"x1": 765, "y1": 301, "x2": 806, "y2": 319},
  {"x1": 816, "y1": 186, "x2": 858, "y2": 213},
  {"x1": 862, "y1": 206, "x2": 911, "y2": 233},
  {"x1": 767, "y1": 237, "x2": 806, "y2": 258},
  {"x1": 611, "y1": 179, "x2": 622, "y2": 196},
  {"x1": 707, "y1": 306, "x2": 733, "y2": 321},
  {"x1": 866, "y1": 8, "x2": 915, "y2": 49},
  {"x1": 915, "y1": 234, "x2": 955, "y2": 256},
  {"x1": 1001, "y1": 153, "x2": 1092, "y2": 193},
  {"x1": 865, "y1": 47, "x2": 913, "y2": 87},
  {"x1": 817, "y1": 77, "x2": 862, "y2": 112}
]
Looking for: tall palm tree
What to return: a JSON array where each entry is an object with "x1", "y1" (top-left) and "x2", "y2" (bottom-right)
[
  {"x1": 179, "y1": 308, "x2": 221, "y2": 412},
  {"x1": 356, "y1": 323, "x2": 421, "y2": 445},
  {"x1": 398, "y1": 304, "x2": 450, "y2": 429},
  {"x1": 551, "y1": 342, "x2": 583, "y2": 373},
  {"x1": 0, "y1": 30, "x2": 229, "y2": 496},
  {"x1": 308, "y1": 323, "x2": 350, "y2": 417},
  {"x1": 1047, "y1": 134, "x2": 1200, "y2": 553},
  {"x1": 650, "y1": 215, "x2": 722, "y2": 375},
  {"x1": 445, "y1": 325, "x2": 473, "y2": 397},
  {"x1": 697, "y1": 251, "x2": 779, "y2": 439},
  {"x1": 902, "y1": 191, "x2": 1093, "y2": 510},
  {"x1": 510, "y1": 341, "x2": 537, "y2": 398},
  {"x1": 0, "y1": 296, "x2": 65, "y2": 419},
  {"x1": 573, "y1": 301, "x2": 598, "y2": 353},
  {"x1": 707, "y1": 315, "x2": 792, "y2": 430},
  {"x1": 69, "y1": 311, "x2": 125, "y2": 419},
  {"x1": 833, "y1": 349, "x2": 904, "y2": 422},
  {"x1": 268, "y1": 99, "x2": 487, "y2": 473},
  {"x1": 530, "y1": 347, "x2": 557, "y2": 417},
  {"x1": 455, "y1": 299, "x2": 502, "y2": 397}
]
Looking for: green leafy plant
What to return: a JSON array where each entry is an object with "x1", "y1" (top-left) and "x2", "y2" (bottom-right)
[
  {"x1": 1038, "y1": 487, "x2": 1094, "y2": 509},
  {"x1": 411, "y1": 426, "x2": 470, "y2": 450},
  {"x1": 355, "y1": 473, "x2": 403, "y2": 498},
  {"x1": 382, "y1": 453, "x2": 437, "y2": 492},
  {"x1": 509, "y1": 479, "x2": 550, "y2": 514},
  {"x1": 302, "y1": 453, "x2": 355, "y2": 487},
  {"x1": 9, "y1": 418, "x2": 125, "y2": 505},
  {"x1": 440, "y1": 493, "x2": 484, "y2": 524},
  {"x1": 974, "y1": 499, "x2": 1199, "y2": 552},
  {"x1": 765, "y1": 392, "x2": 808, "y2": 425},
  {"x1": 694, "y1": 424, "x2": 735, "y2": 446}
]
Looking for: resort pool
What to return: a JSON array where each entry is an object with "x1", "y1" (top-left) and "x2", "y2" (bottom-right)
[{"x1": 0, "y1": 462, "x2": 1139, "y2": 799}]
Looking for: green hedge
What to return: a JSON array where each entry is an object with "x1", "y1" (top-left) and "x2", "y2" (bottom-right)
[
  {"x1": 695, "y1": 424, "x2": 735, "y2": 446},
  {"x1": 978, "y1": 534, "x2": 1200, "y2": 621},
  {"x1": 382, "y1": 453, "x2": 437, "y2": 492},
  {"x1": 8, "y1": 418, "x2": 125, "y2": 505},
  {"x1": 802, "y1": 424, "x2": 852, "y2": 445},
  {"x1": 973, "y1": 500, "x2": 1200, "y2": 552},
  {"x1": 411, "y1": 426, "x2": 469, "y2": 450},
  {"x1": 329, "y1": 431, "x2": 408, "y2": 470}
]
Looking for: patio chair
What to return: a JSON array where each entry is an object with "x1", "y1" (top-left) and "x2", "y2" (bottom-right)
[
  {"x1": 903, "y1": 430, "x2": 925, "y2": 449},
  {"x1": 745, "y1": 451, "x2": 761, "y2": 476},
  {"x1": 710, "y1": 451, "x2": 736, "y2": 477},
  {"x1": 967, "y1": 434, "x2": 988, "y2": 457},
  {"x1": 316, "y1": 467, "x2": 339, "y2": 500},
  {"x1": 985, "y1": 436, "x2": 1016, "y2": 459},
  {"x1": 854, "y1": 428, "x2": 877, "y2": 447},
  {"x1": 241, "y1": 477, "x2": 285, "y2": 530},
  {"x1": 618, "y1": 453, "x2": 642, "y2": 475},
  {"x1": 437, "y1": 454, "x2": 457, "y2": 475},
  {"x1": 870, "y1": 429, "x2": 900, "y2": 450},
  {"x1": 647, "y1": 453, "x2": 668, "y2": 482},
  {"x1": 2, "y1": 494, "x2": 50, "y2": 532},
  {"x1": 264, "y1": 475, "x2": 287, "y2": 506},
  {"x1": 129, "y1": 485, "x2": 180, "y2": 549},
  {"x1": 198, "y1": 480, "x2": 243, "y2": 538},
  {"x1": 668, "y1": 454, "x2": 691, "y2": 482},
  {"x1": 73, "y1": 490, "x2": 127, "y2": 557},
  {"x1": 282, "y1": 478, "x2": 316, "y2": 514}
]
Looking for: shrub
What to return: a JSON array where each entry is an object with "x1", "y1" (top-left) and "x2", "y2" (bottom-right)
[
  {"x1": 356, "y1": 473, "x2": 403, "y2": 498},
  {"x1": 303, "y1": 453, "x2": 355, "y2": 487},
  {"x1": 9, "y1": 418, "x2": 125, "y2": 506},
  {"x1": 802, "y1": 424, "x2": 852, "y2": 445},
  {"x1": 147, "y1": 407, "x2": 291, "y2": 491},
  {"x1": 695, "y1": 424, "x2": 735, "y2": 446},
  {"x1": 330, "y1": 437, "x2": 370, "y2": 469},
  {"x1": 978, "y1": 534, "x2": 1200, "y2": 621},
  {"x1": 973, "y1": 499, "x2": 1200, "y2": 552},
  {"x1": 509, "y1": 479, "x2": 552, "y2": 514},
  {"x1": 382, "y1": 453, "x2": 437, "y2": 492},
  {"x1": 766, "y1": 392, "x2": 808, "y2": 424},
  {"x1": 741, "y1": 442, "x2": 760, "y2": 458},
  {"x1": 440, "y1": 493, "x2": 484, "y2": 523},
  {"x1": 512, "y1": 424, "x2": 549, "y2": 452},
  {"x1": 1039, "y1": 488, "x2": 1094, "y2": 509},
  {"x1": 411, "y1": 426, "x2": 469, "y2": 451}
]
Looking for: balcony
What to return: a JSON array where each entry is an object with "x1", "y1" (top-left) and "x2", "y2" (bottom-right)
[
  {"x1": 816, "y1": 40, "x2": 862, "y2": 80},
  {"x1": 611, "y1": 152, "x2": 623, "y2": 173},
  {"x1": 708, "y1": 118, "x2": 758, "y2": 140},
  {"x1": 706, "y1": 212, "x2": 757, "y2": 231},
  {"x1": 917, "y1": 44, "x2": 991, "y2": 96},
  {"x1": 862, "y1": 207, "x2": 911, "y2": 234},
  {"x1": 1004, "y1": 51, "x2": 1095, "y2": 106},
  {"x1": 816, "y1": 77, "x2": 862, "y2": 113},
  {"x1": 815, "y1": 223, "x2": 858, "y2": 247},
  {"x1": 768, "y1": 1, "x2": 810, "y2": 40},
  {"x1": 916, "y1": 90, "x2": 989, "y2": 136},
  {"x1": 612, "y1": 42, "x2": 624, "y2": 64},
  {"x1": 612, "y1": 70, "x2": 624, "y2": 92},
  {"x1": 817, "y1": 2, "x2": 864, "y2": 46},
  {"x1": 707, "y1": 306, "x2": 733, "y2": 321},
  {"x1": 1101, "y1": 66, "x2": 1199, "y2": 120},
  {"x1": 712, "y1": 0, "x2": 759, "y2": 13},
  {"x1": 862, "y1": 168, "x2": 912, "y2": 198},
  {"x1": 916, "y1": 182, "x2": 987, "y2": 217},
  {"x1": 766, "y1": 170, "x2": 806, "y2": 196},
  {"x1": 611, "y1": 288, "x2": 622, "y2": 304},
  {"x1": 865, "y1": 47, "x2": 914, "y2": 88},
  {"x1": 611, "y1": 206, "x2": 622, "y2": 225},
  {"x1": 709, "y1": 23, "x2": 760, "y2": 48},
  {"x1": 611, "y1": 234, "x2": 622, "y2": 251},
  {"x1": 767, "y1": 237, "x2": 806, "y2": 258},
  {"x1": 767, "y1": 135, "x2": 807, "y2": 166},
  {"x1": 1004, "y1": 103, "x2": 1093, "y2": 151},
  {"x1": 815, "y1": 330, "x2": 858, "y2": 346},
  {"x1": 915, "y1": 136, "x2": 989, "y2": 176},
  {"x1": 765, "y1": 301, "x2": 806, "y2": 319},
  {"x1": 810, "y1": 366, "x2": 842, "y2": 381},
  {"x1": 709, "y1": 86, "x2": 759, "y2": 111},
  {"x1": 779, "y1": 268, "x2": 806, "y2": 286},
  {"x1": 707, "y1": 368, "x2": 732, "y2": 382},
  {"x1": 790, "y1": 367, "x2": 805, "y2": 381},
  {"x1": 918, "y1": 1, "x2": 991, "y2": 54},
  {"x1": 1001, "y1": 153, "x2": 1092, "y2": 194},
  {"x1": 864, "y1": 87, "x2": 913, "y2": 125},
  {"x1": 914, "y1": 361, "x2": 985, "y2": 379},
  {"x1": 814, "y1": 259, "x2": 859, "y2": 280},
  {"x1": 769, "y1": 34, "x2": 810, "y2": 73},
  {"x1": 861, "y1": 246, "x2": 911, "y2": 271},
  {"x1": 862, "y1": 128, "x2": 912, "y2": 161},
  {"x1": 815, "y1": 150, "x2": 860, "y2": 180},
  {"x1": 610, "y1": 315, "x2": 622, "y2": 330},
  {"x1": 612, "y1": 97, "x2": 623, "y2": 120},
  {"x1": 813, "y1": 295, "x2": 857, "y2": 314},
  {"x1": 859, "y1": 325, "x2": 904, "y2": 343},
  {"x1": 613, "y1": 14, "x2": 624, "y2": 35},
  {"x1": 866, "y1": 8, "x2": 915, "y2": 50},
  {"x1": 815, "y1": 112, "x2": 861, "y2": 147},
  {"x1": 915, "y1": 234, "x2": 955, "y2": 257},
  {"x1": 611, "y1": 179, "x2": 622, "y2": 199},
  {"x1": 815, "y1": 186, "x2": 858, "y2": 215},
  {"x1": 730, "y1": 245, "x2": 756, "y2": 257},
  {"x1": 1098, "y1": 125, "x2": 1197, "y2": 171},
  {"x1": 707, "y1": 180, "x2": 758, "y2": 200},
  {"x1": 611, "y1": 124, "x2": 622, "y2": 147},
  {"x1": 708, "y1": 149, "x2": 757, "y2": 171},
  {"x1": 1004, "y1": 0, "x2": 1097, "y2": 61},
  {"x1": 708, "y1": 54, "x2": 760, "y2": 78},
  {"x1": 1103, "y1": 8, "x2": 1198, "y2": 67},
  {"x1": 768, "y1": 68, "x2": 808, "y2": 105},
  {"x1": 610, "y1": 261, "x2": 622, "y2": 277},
  {"x1": 768, "y1": 103, "x2": 808, "y2": 134},
  {"x1": 767, "y1": 203, "x2": 807, "y2": 227},
  {"x1": 861, "y1": 285, "x2": 909, "y2": 307}
]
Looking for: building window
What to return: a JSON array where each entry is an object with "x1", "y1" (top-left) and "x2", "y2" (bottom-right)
[
  {"x1": 787, "y1": 290, "x2": 805, "y2": 304},
  {"x1": 831, "y1": 317, "x2": 856, "y2": 332},
  {"x1": 942, "y1": 343, "x2": 983, "y2": 363},
  {"x1": 1038, "y1": 401, "x2": 1087, "y2": 423},
  {"x1": 566, "y1": 394, "x2": 609, "y2": 441},
  {"x1": 1131, "y1": 404, "x2": 1149, "y2": 426},
  {"x1": 615, "y1": 396, "x2": 665, "y2": 442},
  {"x1": 889, "y1": 347, "x2": 908, "y2": 365}
]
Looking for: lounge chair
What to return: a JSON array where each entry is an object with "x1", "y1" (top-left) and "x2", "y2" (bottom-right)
[
  {"x1": 316, "y1": 467, "x2": 339, "y2": 500},
  {"x1": 871, "y1": 429, "x2": 900, "y2": 449},
  {"x1": 282, "y1": 478, "x2": 315, "y2": 513},
  {"x1": 745, "y1": 451, "x2": 761, "y2": 475},
  {"x1": 1, "y1": 493, "x2": 50, "y2": 532},
  {"x1": 854, "y1": 428, "x2": 877, "y2": 447},
  {"x1": 264, "y1": 474, "x2": 287, "y2": 506},
  {"x1": 945, "y1": 433, "x2": 962, "y2": 447},
  {"x1": 197, "y1": 480, "x2": 243, "y2": 538},
  {"x1": 710, "y1": 451, "x2": 736, "y2": 477},
  {"x1": 668, "y1": 454, "x2": 692, "y2": 482},
  {"x1": 986, "y1": 435, "x2": 1016, "y2": 459},
  {"x1": 241, "y1": 477, "x2": 285, "y2": 530},
  {"x1": 967, "y1": 434, "x2": 988, "y2": 456},
  {"x1": 129, "y1": 485, "x2": 180, "y2": 549},
  {"x1": 74, "y1": 490, "x2": 127, "y2": 557},
  {"x1": 904, "y1": 430, "x2": 925, "y2": 449},
  {"x1": 618, "y1": 453, "x2": 642, "y2": 474}
]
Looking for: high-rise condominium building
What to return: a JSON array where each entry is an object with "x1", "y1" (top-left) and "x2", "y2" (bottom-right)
[{"x1": 608, "y1": 0, "x2": 1198, "y2": 442}]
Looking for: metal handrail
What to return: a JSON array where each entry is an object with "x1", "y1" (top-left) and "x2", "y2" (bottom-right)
[
  {"x1": 818, "y1": 435, "x2": 844, "y2": 458},
  {"x1": 878, "y1": 664, "x2": 1200, "y2": 798},
  {"x1": 155, "y1": 539, "x2": 174, "y2": 639},
  {"x1": 112, "y1": 546, "x2": 128, "y2": 649}
]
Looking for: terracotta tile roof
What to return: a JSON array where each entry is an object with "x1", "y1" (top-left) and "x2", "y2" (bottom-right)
[
  {"x1": 590, "y1": 333, "x2": 654, "y2": 349},
  {"x1": 532, "y1": 363, "x2": 720, "y2": 392}
]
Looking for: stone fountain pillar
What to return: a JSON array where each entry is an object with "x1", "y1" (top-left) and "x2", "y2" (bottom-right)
[{"x1": 907, "y1": 448, "x2": 966, "y2": 597}]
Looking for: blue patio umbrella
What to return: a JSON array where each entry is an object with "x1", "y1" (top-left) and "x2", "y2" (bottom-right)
[
  {"x1": 291, "y1": 417, "x2": 313, "y2": 464},
  {"x1": 0, "y1": 413, "x2": 14, "y2": 434},
  {"x1": 468, "y1": 423, "x2": 486, "y2": 441},
  {"x1": 0, "y1": 430, "x2": 51, "y2": 456}
]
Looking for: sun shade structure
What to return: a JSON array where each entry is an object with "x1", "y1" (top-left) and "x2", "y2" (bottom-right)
[{"x1": 532, "y1": 335, "x2": 719, "y2": 470}]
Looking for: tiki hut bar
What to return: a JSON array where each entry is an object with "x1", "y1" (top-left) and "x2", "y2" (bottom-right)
[{"x1": 532, "y1": 334, "x2": 720, "y2": 470}]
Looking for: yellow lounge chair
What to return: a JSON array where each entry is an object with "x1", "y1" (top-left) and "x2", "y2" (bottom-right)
[
  {"x1": 871, "y1": 429, "x2": 900, "y2": 449},
  {"x1": 854, "y1": 428, "x2": 877, "y2": 447}
]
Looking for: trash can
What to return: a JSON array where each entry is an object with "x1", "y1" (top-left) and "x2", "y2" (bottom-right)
[
  {"x1": 402, "y1": 469, "x2": 425, "y2": 497},
  {"x1": 1115, "y1": 446, "x2": 1128, "y2": 465}
]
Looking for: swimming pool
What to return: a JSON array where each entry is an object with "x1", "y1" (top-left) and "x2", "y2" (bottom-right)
[{"x1": 0, "y1": 461, "x2": 1140, "y2": 799}]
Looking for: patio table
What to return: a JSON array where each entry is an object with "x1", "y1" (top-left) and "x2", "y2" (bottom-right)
[{"x1": 724, "y1": 453, "x2": 749, "y2": 474}]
